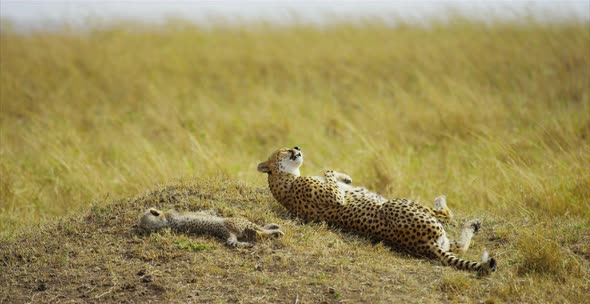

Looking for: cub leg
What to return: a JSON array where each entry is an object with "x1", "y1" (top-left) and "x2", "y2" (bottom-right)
[
  {"x1": 263, "y1": 223, "x2": 281, "y2": 230},
  {"x1": 226, "y1": 233, "x2": 255, "y2": 248},
  {"x1": 260, "y1": 224, "x2": 285, "y2": 238},
  {"x1": 258, "y1": 227, "x2": 285, "y2": 238}
]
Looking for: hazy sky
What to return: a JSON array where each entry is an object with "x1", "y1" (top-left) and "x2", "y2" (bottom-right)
[{"x1": 1, "y1": 0, "x2": 589, "y2": 28}]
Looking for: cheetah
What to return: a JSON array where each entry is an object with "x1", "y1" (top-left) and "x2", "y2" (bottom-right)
[
  {"x1": 257, "y1": 146, "x2": 496, "y2": 275},
  {"x1": 139, "y1": 208, "x2": 284, "y2": 248}
]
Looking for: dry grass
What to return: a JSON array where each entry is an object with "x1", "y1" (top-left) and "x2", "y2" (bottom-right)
[{"x1": 1, "y1": 17, "x2": 589, "y2": 303}]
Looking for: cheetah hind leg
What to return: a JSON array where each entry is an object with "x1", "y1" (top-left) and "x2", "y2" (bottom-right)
[
  {"x1": 433, "y1": 195, "x2": 455, "y2": 224},
  {"x1": 449, "y1": 220, "x2": 481, "y2": 254},
  {"x1": 433, "y1": 195, "x2": 448, "y2": 211}
]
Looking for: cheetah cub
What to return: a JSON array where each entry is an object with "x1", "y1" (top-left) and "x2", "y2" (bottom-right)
[{"x1": 139, "y1": 208, "x2": 284, "y2": 248}]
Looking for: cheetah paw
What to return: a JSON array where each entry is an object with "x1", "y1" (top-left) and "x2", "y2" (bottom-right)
[
  {"x1": 340, "y1": 175, "x2": 353, "y2": 184},
  {"x1": 469, "y1": 220, "x2": 482, "y2": 234}
]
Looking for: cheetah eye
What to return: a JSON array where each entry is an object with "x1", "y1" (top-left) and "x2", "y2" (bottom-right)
[{"x1": 293, "y1": 146, "x2": 300, "y2": 151}]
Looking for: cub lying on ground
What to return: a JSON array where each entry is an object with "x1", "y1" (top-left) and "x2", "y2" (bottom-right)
[{"x1": 139, "y1": 208, "x2": 284, "y2": 248}]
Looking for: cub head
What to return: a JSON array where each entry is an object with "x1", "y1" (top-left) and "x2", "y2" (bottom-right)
[
  {"x1": 257, "y1": 146, "x2": 303, "y2": 176},
  {"x1": 139, "y1": 207, "x2": 170, "y2": 231}
]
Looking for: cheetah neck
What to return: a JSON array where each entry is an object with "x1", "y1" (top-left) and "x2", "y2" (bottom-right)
[{"x1": 267, "y1": 172, "x2": 298, "y2": 204}]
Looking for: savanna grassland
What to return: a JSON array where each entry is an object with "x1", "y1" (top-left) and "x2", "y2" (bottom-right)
[{"x1": 1, "y1": 17, "x2": 589, "y2": 303}]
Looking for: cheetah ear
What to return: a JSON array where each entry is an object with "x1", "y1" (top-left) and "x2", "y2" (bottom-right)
[
  {"x1": 149, "y1": 208, "x2": 161, "y2": 216},
  {"x1": 257, "y1": 161, "x2": 271, "y2": 173}
]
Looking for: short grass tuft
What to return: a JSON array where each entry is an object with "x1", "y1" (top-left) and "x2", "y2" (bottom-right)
[{"x1": 174, "y1": 238, "x2": 208, "y2": 251}]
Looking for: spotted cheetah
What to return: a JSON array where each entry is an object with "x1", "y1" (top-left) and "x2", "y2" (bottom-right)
[
  {"x1": 257, "y1": 147, "x2": 496, "y2": 275},
  {"x1": 139, "y1": 208, "x2": 284, "y2": 248}
]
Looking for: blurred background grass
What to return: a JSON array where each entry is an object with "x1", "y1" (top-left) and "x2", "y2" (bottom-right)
[{"x1": 0, "y1": 18, "x2": 589, "y2": 237}]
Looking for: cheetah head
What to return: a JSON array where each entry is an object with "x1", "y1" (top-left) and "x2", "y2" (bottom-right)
[
  {"x1": 257, "y1": 146, "x2": 303, "y2": 176},
  {"x1": 139, "y1": 207, "x2": 170, "y2": 231}
]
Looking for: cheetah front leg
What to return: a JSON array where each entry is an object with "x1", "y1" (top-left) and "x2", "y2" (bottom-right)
[
  {"x1": 312, "y1": 171, "x2": 352, "y2": 184},
  {"x1": 323, "y1": 170, "x2": 347, "y2": 206},
  {"x1": 334, "y1": 171, "x2": 352, "y2": 184}
]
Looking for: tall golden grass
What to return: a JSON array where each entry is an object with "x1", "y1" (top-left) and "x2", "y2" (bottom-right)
[
  {"x1": 2, "y1": 19, "x2": 588, "y2": 234},
  {"x1": 0, "y1": 17, "x2": 589, "y2": 302}
]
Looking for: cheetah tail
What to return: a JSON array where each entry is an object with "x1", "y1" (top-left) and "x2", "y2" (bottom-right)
[{"x1": 432, "y1": 244, "x2": 497, "y2": 275}]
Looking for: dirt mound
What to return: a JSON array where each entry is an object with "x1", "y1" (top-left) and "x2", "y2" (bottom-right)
[{"x1": 0, "y1": 179, "x2": 293, "y2": 303}]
